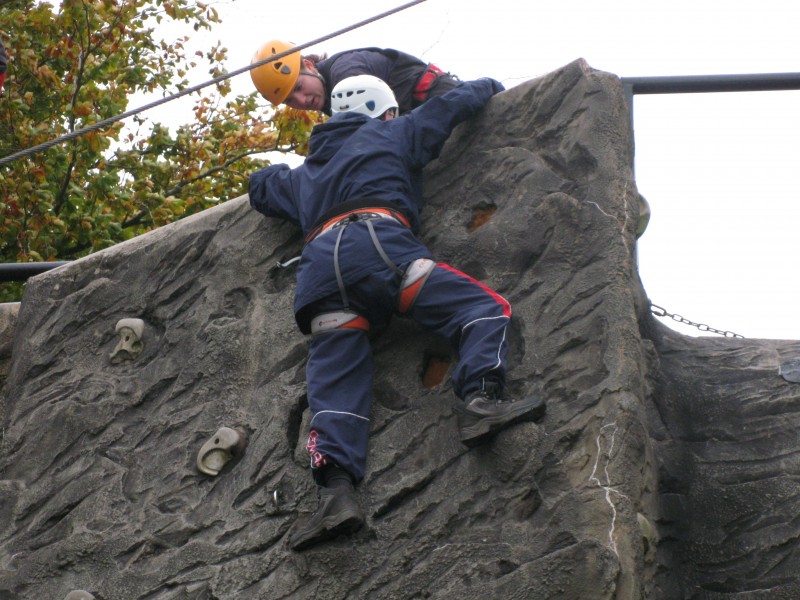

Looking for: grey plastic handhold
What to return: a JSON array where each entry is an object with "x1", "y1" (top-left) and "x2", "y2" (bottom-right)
[
  {"x1": 196, "y1": 427, "x2": 247, "y2": 476},
  {"x1": 64, "y1": 591, "x2": 96, "y2": 600},
  {"x1": 637, "y1": 512, "x2": 657, "y2": 555},
  {"x1": 110, "y1": 318, "x2": 145, "y2": 364},
  {"x1": 779, "y1": 359, "x2": 800, "y2": 383},
  {"x1": 636, "y1": 194, "x2": 651, "y2": 238}
]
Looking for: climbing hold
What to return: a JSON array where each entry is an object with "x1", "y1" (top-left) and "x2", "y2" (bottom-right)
[
  {"x1": 637, "y1": 512, "x2": 657, "y2": 555},
  {"x1": 196, "y1": 427, "x2": 247, "y2": 476},
  {"x1": 63, "y1": 591, "x2": 96, "y2": 600},
  {"x1": 110, "y1": 318, "x2": 145, "y2": 364},
  {"x1": 635, "y1": 194, "x2": 651, "y2": 238},
  {"x1": 779, "y1": 358, "x2": 800, "y2": 383}
]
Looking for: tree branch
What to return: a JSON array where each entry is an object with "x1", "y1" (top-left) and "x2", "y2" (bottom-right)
[
  {"x1": 164, "y1": 147, "x2": 285, "y2": 197},
  {"x1": 53, "y1": 2, "x2": 90, "y2": 215}
]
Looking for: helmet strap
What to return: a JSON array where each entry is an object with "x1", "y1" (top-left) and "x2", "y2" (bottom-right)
[
  {"x1": 300, "y1": 59, "x2": 327, "y2": 86},
  {"x1": 302, "y1": 70, "x2": 327, "y2": 86}
]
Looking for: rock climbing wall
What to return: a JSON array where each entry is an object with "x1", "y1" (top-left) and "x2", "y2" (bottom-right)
[
  {"x1": 1, "y1": 59, "x2": 798, "y2": 600},
  {"x1": 0, "y1": 302, "x2": 18, "y2": 395},
  {"x1": 640, "y1": 320, "x2": 800, "y2": 599}
]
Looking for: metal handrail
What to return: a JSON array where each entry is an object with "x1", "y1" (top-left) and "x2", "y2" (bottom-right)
[
  {"x1": 0, "y1": 262, "x2": 70, "y2": 282},
  {"x1": 620, "y1": 72, "x2": 800, "y2": 133},
  {"x1": 621, "y1": 72, "x2": 800, "y2": 95}
]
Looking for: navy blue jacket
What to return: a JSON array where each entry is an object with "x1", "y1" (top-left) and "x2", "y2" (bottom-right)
[
  {"x1": 315, "y1": 48, "x2": 458, "y2": 115},
  {"x1": 248, "y1": 78, "x2": 504, "y2": 331}
]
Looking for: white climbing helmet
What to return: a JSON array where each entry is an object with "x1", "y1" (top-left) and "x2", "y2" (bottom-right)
[{"x1": 330, "y1": 75, "x2": 398, "y2": 119}]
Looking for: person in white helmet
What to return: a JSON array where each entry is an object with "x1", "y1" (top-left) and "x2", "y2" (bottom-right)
[{"x1": 248, "y1": 74, "x2": 546, "y2": 551}]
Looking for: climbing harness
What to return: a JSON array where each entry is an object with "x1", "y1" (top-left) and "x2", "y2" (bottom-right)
[
  {"x1": 307, "y1": 208, "x2": 399, "y2": 335},
  {"x1": 650, "y1": 303, "x2": 744, "y2": 338},
  {"x1": 305, "y1": 206, "x2": 410, "y2": 244},
  {"x1": 305, "y1": 202, "x2": 435, "y2": 324},
  {"x1": 280, "y1": 204, "x2": 410, "y2": 271},
  {"x1": 330, "y1": 210, "x2": 405, "y2": 309},
  {"x1": 412, "y1": 63, "x2": 449, "y2": 102}
]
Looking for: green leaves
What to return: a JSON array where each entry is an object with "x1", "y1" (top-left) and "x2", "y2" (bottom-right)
[{"x1": 0, "y1": 0, "x2": 319, "y2": 301}]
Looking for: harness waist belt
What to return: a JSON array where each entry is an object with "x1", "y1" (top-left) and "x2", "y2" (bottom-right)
[{"x1": 305, "y1": 207, "x2": 411, "y2": 244}]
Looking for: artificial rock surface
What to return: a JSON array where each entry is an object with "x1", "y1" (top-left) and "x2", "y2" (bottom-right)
[
  {"x1": 0, "y1": 302, "x2": 19, "y2": 394},
  {"x1": 1, "y1": 59, "x2": 799, "y2": 600}
]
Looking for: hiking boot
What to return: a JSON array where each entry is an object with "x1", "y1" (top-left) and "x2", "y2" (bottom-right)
[
  {"x1": 455, "y1": 384, "x2": 546, "y2": 447},
  {"x1": 289, "y1": 485, "x2": 365, "y2": 551}
]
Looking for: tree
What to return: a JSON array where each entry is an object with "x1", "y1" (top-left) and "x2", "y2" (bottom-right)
[{"x1": 0, "y1": 0, "x2": 319, "y2": 300}]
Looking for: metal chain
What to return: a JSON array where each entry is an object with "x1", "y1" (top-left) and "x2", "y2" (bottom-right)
[{"x1": 650, "y1": 303, "x2": 745, "y2": 338}]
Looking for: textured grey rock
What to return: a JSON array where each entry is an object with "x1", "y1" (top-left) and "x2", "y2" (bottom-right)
[
  {"x1": 641, "y1": 321, "x2": 800, "y2": 599},
  {"x1": 1, "y1": 59, "x2": 798, "y2": 599},
  {"x1": 0, "y1": 302, "x2": 19, "y2": 393}
]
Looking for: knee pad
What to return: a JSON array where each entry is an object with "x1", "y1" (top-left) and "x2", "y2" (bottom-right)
[
  {"x1": 398, "y1": 258, "x2": 435, "y2": 314},
  {"x1": 310, "y1": 310, "x2": 370, "y2": 335}
]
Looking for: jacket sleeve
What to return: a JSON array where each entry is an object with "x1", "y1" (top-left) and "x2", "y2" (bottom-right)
[
  {"x1": 247, "y1": 164, "x2": 301, "y2": 227},
  {"x1": 326, "y1": 50, "x2": 394, "y2": 91},
  {"x1": 0, "y1": 38, "x2": 8, "y2": 91},
  {"x1": 0, "y1": 38, "x2": 7, "y2": 72},
  {"x1": 403, "y1": 78, "x2": 505, "y2": 169}
]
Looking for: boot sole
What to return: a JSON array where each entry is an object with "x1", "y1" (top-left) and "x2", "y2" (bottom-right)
[
  {"x1": 459, "y1": 396, "x2": 546, "y2": 448},
  {"x1": 289, "y1": 507, "x2": 365, "y2": 551}
]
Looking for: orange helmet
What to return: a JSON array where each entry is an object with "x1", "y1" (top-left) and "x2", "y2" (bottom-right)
[{"x1": 250, "y1": 40, "x2": 302, "y2": 105}]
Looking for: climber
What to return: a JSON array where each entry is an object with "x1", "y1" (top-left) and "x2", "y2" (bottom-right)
[
  {"x1": 0, "y1": 36, "x2": 8, "y2": 95},
  {"x1": 249, "y1": 39, "x2": 460, "y2": 115},
  {"x1": 248, "y1": 74, "x2": 546, "y2": 551}
]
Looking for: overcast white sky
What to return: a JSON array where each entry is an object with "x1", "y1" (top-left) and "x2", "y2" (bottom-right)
[{"x1": 152, "y1": 0, "x2": 800, "y2": 340}]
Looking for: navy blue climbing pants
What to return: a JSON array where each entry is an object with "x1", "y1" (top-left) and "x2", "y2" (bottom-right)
[{"x1": 303, "y1": 260, "x2": 511, "y2": 483}]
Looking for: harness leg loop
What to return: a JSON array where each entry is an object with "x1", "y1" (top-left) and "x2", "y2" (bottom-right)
[
  {"x1": 310, "y1": 310, "x2": 370, "y2": 335},
  {"x1": 398, "y1": 258, "x2": 435, "y2": 314}
]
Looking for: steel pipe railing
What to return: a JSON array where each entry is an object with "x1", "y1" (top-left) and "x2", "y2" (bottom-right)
[
  {"x1": 621, "y1": 72, "x2": 800, "y2": 97},
  {"x1": 0, "y1": 262, "x2": 70, "y2": 283},
  {"x1": 620, "y1": 72, "x2": 800, "y2": 141}
]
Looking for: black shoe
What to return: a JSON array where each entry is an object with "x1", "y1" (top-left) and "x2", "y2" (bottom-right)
[
  {"x1": 456, "y1": 385, "x2": 546, "y2": 447},
  {"x1": 289, "y1": 486, "x2": 365, "y2": 551}
]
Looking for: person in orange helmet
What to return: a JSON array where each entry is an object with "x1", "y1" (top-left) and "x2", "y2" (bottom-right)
[{"x1": 250, "y1": 39, "x2": 460, "y2": 115}]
